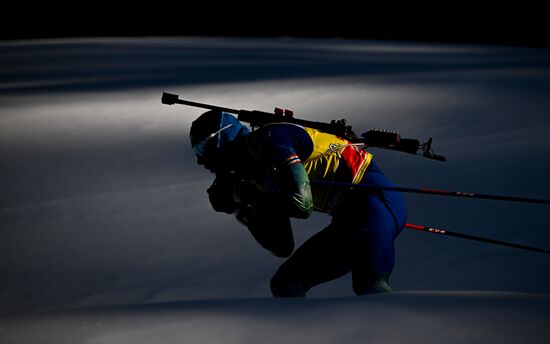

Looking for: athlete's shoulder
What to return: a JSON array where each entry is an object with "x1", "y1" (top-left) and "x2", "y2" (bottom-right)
[
  {"x1": 262, "y1": 122, "x2": 308, "y2": 134},
  {"x1": 250, "y1": 123, "x2": 308, "y2": 143},
  {"x1": 248, "y1": 123, "x2": 313, "y2": 163}
]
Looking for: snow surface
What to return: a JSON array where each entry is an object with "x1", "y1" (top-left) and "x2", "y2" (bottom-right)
[{"x1": 1, "y1": 37, "x2": 549, "y2": 343}]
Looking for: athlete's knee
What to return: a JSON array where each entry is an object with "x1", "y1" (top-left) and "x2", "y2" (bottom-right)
[{"x1": 270, "y1": 270, "x2": 306, "y2": 297}]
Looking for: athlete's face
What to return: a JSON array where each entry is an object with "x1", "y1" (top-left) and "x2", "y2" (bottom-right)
[{"x1": 192, "y1": 124, "x2": 234, "y2": 174}]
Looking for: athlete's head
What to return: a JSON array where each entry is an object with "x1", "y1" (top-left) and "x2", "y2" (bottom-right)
[{"x1": 190, "y1": 110, "x2": 249, "y2": 172}]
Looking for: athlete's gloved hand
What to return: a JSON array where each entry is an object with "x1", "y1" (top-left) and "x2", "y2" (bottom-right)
[{"x1": 207, "y1": 173, "x2": 240, "y2": 214}]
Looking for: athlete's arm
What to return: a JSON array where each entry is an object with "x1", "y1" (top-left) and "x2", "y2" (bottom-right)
[
  {"x1": 250, "y1": 124, "x2": 314, "y2": 219},
  {"x1": 278, "y1": 156, "x2": 313, "y2": 219}
]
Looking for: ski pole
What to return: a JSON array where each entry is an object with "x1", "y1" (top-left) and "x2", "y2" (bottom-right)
[
  {"x1": 309, "y1": 180, "x2": 550, "y2": 205},
  {"x1": 405, "y1": 223, "x2": 550, "y2": 254}
]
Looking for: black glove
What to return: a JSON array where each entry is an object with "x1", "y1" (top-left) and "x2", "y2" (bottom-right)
[
  {"x1": 207, "y1": 174, "x2": 240, "y2": 214},
  {"x1": 208, "y1": 175, "x2": 295, "y2": 258}
]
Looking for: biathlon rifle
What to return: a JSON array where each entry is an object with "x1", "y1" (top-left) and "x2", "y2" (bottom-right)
[{"x1": 161, "y1": 92, "x2": 446, "y2": 162}]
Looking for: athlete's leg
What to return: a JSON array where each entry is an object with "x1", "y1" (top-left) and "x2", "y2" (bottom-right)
[
  {"x1": 348, "y1": 194, "x2": 398, "y2": 294},
  {"x1": 341, "y1": 188, "x2": 406, "y2": 295},
  {"x1": 270, "y1": 223, "x2": 353, "y2": 297}
]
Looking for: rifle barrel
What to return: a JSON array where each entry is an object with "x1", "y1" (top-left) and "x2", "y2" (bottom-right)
[{"x1": 162, "y1": 92, "x2": 240, "y2": 114}]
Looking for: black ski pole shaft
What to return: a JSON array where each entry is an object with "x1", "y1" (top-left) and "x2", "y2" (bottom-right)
[
  {"x1": 309, "y1": 180, "x2": 550, "y2": 205},
  {"x1": 405, "y1": 223, "x2": 550, "y2": 255}
]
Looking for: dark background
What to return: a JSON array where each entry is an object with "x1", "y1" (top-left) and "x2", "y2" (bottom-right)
[{"x1": 2, "y1": 4, "x2": 548, "y2": 48}]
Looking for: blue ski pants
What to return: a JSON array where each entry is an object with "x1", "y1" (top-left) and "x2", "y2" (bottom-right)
[{"x1": 270, "y1": 164, "x2": 407, "y2": 296}]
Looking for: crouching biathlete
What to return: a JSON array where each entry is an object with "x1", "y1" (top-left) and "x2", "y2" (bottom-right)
[{"x1": 190, "y1": 110, "x2": 407, "y2": 296}]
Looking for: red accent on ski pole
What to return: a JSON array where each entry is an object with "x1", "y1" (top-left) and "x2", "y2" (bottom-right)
[
  {"x1": 419, "y1": 188, "x2": 450, "y2": 195},
  {"x1": 405, "y1": 223, "x2": 446, "y2": 234},
  {"x1": 404, "y1": 223, "x2": 550, "y2": 255},
  {"x1": 404, "y1": 223, "x2": 425, "y2": 230}
]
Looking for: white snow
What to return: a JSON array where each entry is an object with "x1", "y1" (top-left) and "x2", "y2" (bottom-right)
[{"x1": 1, "y1": 37, "x2": 549, "y2": 343}]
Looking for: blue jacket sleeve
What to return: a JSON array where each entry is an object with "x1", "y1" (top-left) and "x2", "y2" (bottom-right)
[{"x1": 251, "y1": 124, "x2": 314, "y2": 219}]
